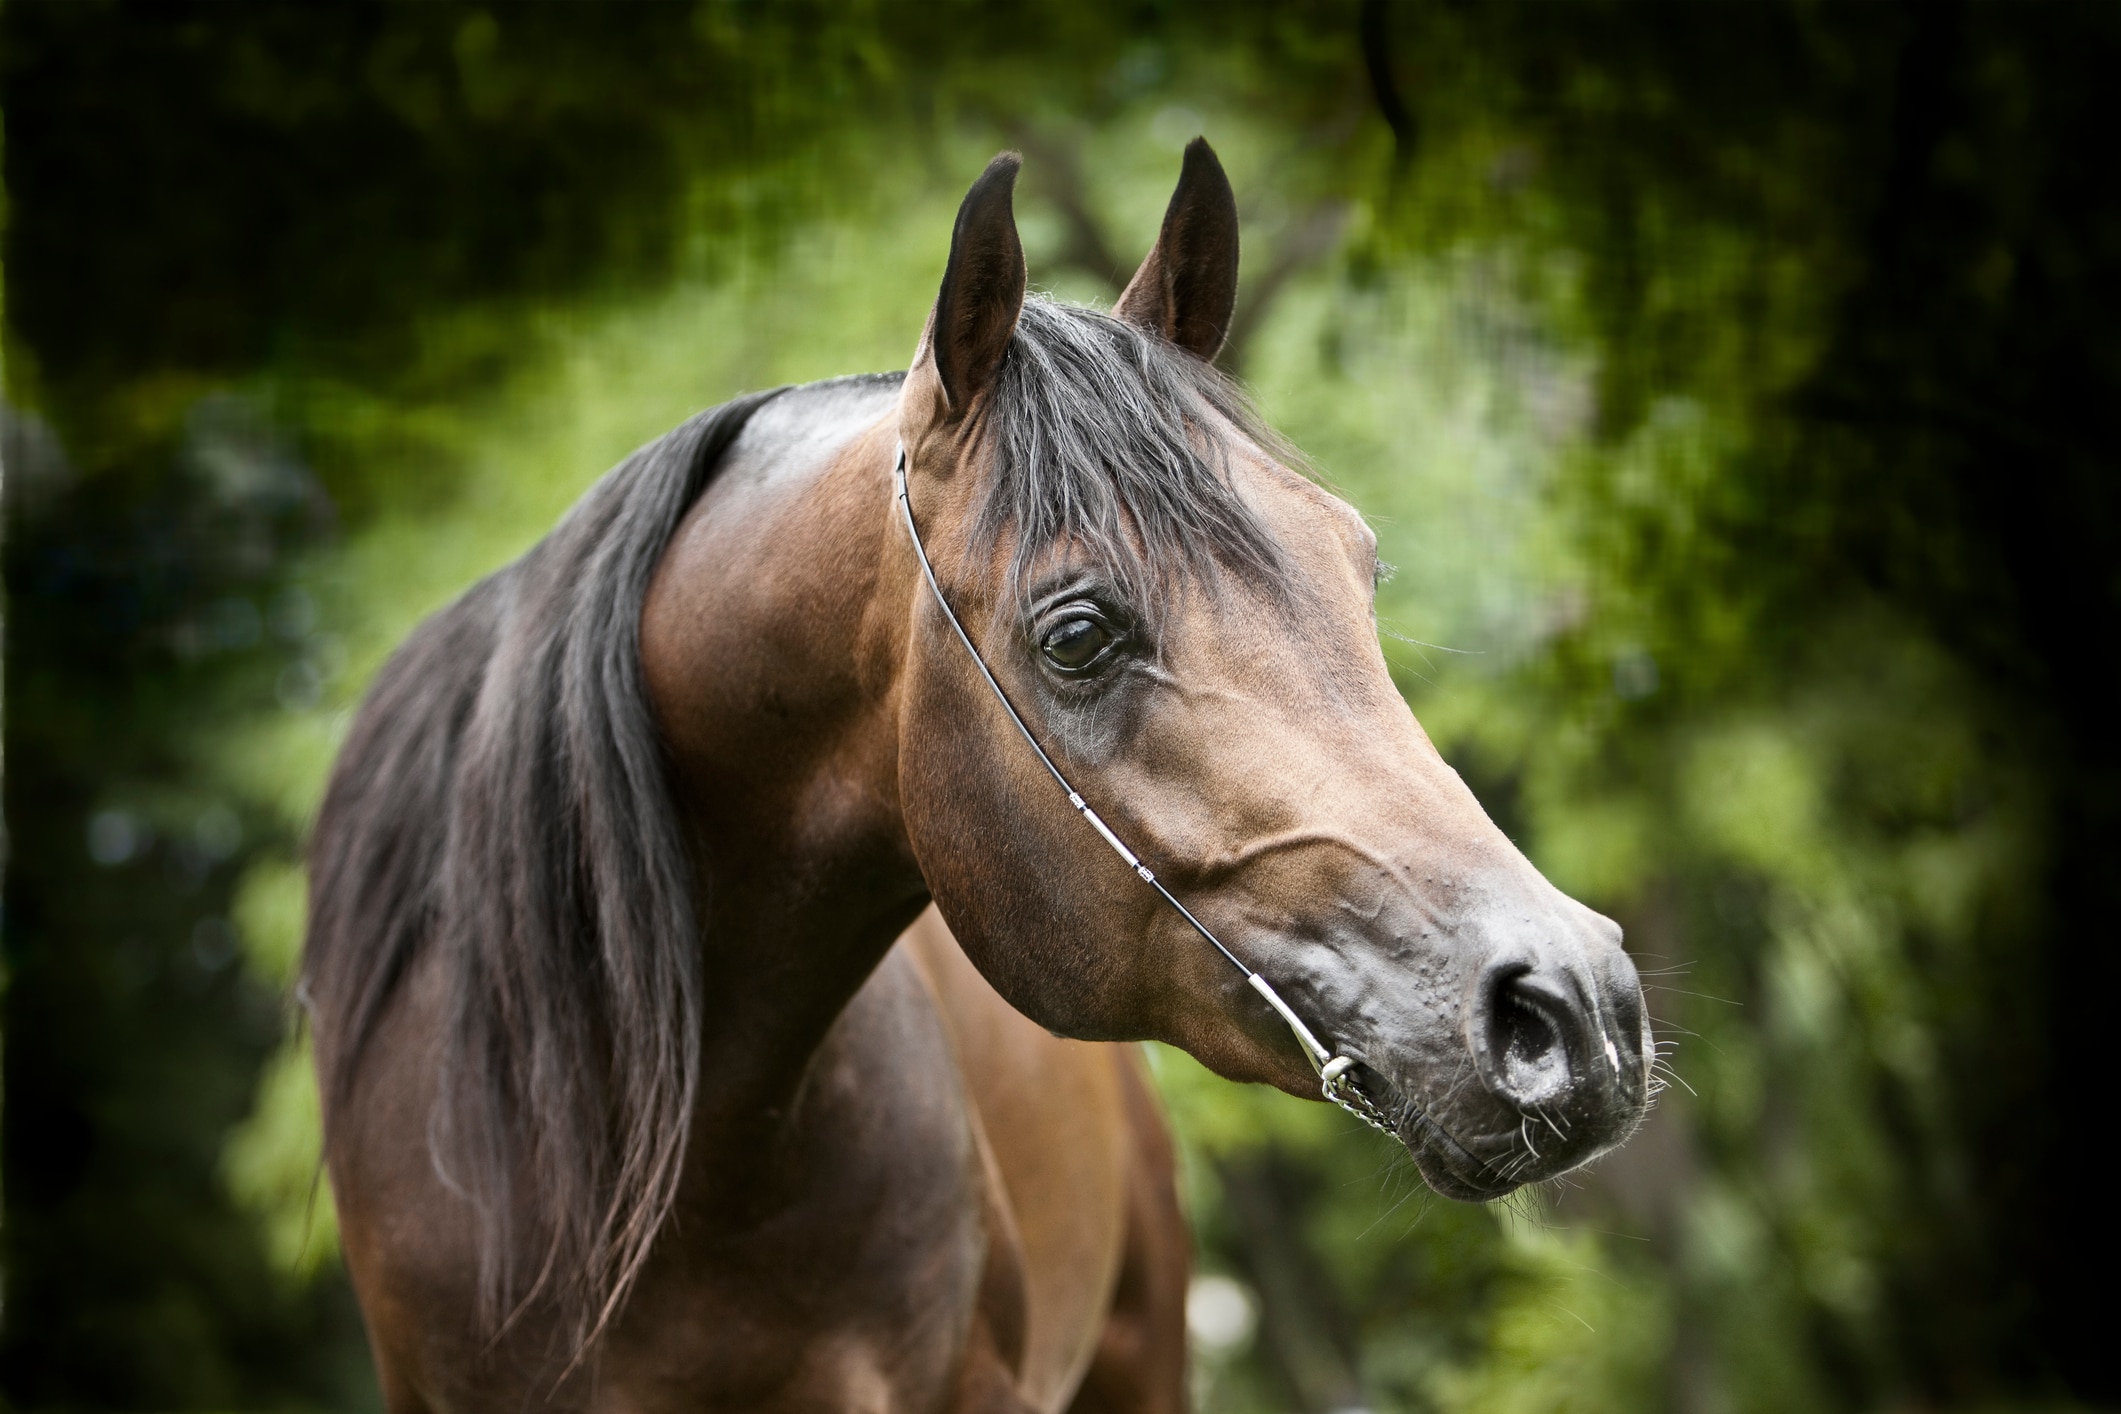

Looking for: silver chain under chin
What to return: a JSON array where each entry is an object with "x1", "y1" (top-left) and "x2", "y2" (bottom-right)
[
  {"x1": 1322, "y1": 1059, "x2": 1401, "y2": 1137},
  {"x1": 893, "y1": 444, "x2": 1397, "y2": 1137}
]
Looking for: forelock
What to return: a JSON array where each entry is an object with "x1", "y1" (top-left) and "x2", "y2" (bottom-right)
[{"x1": 973, "y1": 297, "x2": 1295, "y2": 609}]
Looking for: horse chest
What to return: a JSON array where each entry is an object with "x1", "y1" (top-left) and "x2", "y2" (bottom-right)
[{"x1": 605, "y1": 952, "x2": 997, "y2": 1410}]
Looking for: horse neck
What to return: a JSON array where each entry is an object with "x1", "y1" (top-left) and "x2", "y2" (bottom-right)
[{"x1": 640, "y1": 392, "x2": 929, "y2": 1122}]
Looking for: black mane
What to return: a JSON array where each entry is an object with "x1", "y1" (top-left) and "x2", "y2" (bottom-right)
[{"x1": 304, "y1": 391, "x2": 778, "y2": 1348}]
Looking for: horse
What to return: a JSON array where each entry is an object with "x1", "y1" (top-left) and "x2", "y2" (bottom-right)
[{"x1": 304, "y1": 139, "x2": 1651, "y2": 1414}]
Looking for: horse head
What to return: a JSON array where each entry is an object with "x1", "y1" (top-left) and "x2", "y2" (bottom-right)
[{"x1": 893, "y1": 145, "x2": 1651, "y2": 1199}]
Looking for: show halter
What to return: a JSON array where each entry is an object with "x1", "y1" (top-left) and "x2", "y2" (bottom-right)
[{"x1": 894, "y1": 444, "x2": 1396, "y2": 1137}]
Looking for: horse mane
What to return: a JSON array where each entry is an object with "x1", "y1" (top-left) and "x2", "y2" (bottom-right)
[
  {"x1": 976, "y1": 296, "x2": 1296, "y2": 611},
  {"x1": 303, "y1": 390, "x2": 780, "y2": 1352}
]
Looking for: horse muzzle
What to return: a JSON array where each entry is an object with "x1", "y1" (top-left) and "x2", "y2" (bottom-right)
[{"x1": 1333, "y1": 917, "x2": 1654, "y2": 1199}]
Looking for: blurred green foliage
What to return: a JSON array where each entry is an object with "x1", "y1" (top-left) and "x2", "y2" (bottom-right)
[{"x1": 7, "y1": 3, "x2": 2120, "y2": 1412}]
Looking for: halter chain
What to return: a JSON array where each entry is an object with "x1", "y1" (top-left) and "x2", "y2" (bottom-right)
[{"x1": 893, "y1": 444, "x2": 1394, "y2": 1136}]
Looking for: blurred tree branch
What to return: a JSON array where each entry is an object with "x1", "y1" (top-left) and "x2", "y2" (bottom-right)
[
  {"x1": 1007, "y1": 121, "x2": 1132, "y2": 291},
  {"x1": 1006, "y1": 121, "x2": 1349, "y2": 377},
  {"x1": 1216, "y1": 1152, "x2": 1366, "y2": 1414},
  {"x1": 1359, "y1": 0, "x2": 1415, "y2": 174},
  {"x1": 1220, "y1": 200, "x2": 1349, "y2": 377}
]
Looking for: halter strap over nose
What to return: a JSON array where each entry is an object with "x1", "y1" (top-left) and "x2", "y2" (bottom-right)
[{"x1": 892, "y1": 443, "x2": 1394, "y2": 1136}]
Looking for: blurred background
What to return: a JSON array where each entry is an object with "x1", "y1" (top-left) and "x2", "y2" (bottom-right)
[{"x1": 5, "y1": 2, "x2": 2119, "y2": 1410}]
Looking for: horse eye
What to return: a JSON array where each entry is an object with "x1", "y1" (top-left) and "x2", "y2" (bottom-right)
[{"x1": 1041, "y1": 616, "x2": 1113, "y2": 672}]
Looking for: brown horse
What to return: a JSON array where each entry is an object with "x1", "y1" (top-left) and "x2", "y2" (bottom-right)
[{"x1": 304, "y1": 141, "x2": 1651, "y2": 1414}]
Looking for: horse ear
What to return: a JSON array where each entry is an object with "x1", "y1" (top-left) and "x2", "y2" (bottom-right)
[
  {"x1": 923, "y1": 152, "x2": 1027, "y2": 418},
  {"x1": 1114, "y1": 137, "x2": 1239, "y2": 361}
]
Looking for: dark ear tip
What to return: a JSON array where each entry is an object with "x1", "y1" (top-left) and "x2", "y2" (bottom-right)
[
  {"x1": 952, "y1": 152, "x2": 1022, "y2": 233},
  {"x1": 1174, "y1": 140, "x2": 1235, "y2": 231},
  {"x1": 974, "y1": 150, "x2": 1024, "y2": 194},
  {"x1": 1179, "y1": 137, "x2": 1226, "y2": 181}
]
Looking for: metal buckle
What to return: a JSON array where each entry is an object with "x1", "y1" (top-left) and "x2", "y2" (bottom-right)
[{"x1": 1321, "y1": 1055, "x2": 1399, "y2": 1137}]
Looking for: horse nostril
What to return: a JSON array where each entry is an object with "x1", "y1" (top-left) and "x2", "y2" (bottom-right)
[
  {"x1": 1477, "y1": 963, "x2": 1576, "y2": 1108},
  {"x1": 1497, "y1": 985, "x2": 1558, "y2": 1073}
]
